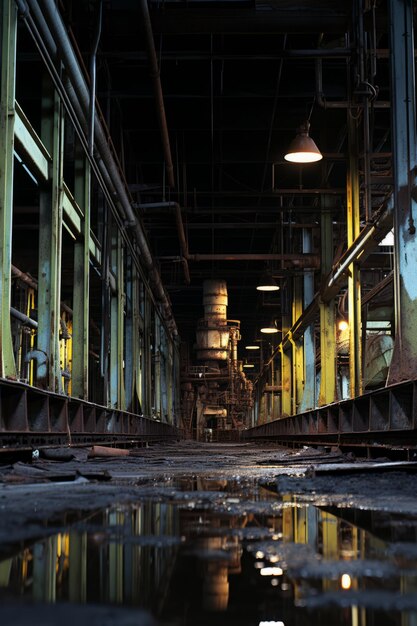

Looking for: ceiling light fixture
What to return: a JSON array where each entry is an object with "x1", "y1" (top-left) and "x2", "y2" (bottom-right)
[
  {"x1": 256, "y1": 273, "x2": 280, "y2": 292},
  {"x1": 260, "y1": 327, "x2": 279, "y2": 334},
  {"x1": 284, "y1": 120, "x2": 323, "y2": 163},
  {"x1": 245, "y1": 345, "x2": 260, "y2": 350}
]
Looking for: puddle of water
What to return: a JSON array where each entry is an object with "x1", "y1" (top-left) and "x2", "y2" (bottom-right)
[{"x1": 1, "y1": 479, "x2": 417, "y2": 625}]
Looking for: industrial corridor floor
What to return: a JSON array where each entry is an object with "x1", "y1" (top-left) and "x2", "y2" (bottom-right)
[{"x1": 1, "y1": 440, "x2": 417, "y2": 626}]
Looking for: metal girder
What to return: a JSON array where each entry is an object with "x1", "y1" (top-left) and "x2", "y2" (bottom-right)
[
  {"x1": 244, "y1": 379, "x2": 417, "y2": 451},
  {"x1": 387, "y1": 0, "x2": 417, "y2": 384},
  {"x1": 14, "y1": 101, "x2": 50, "y2": 181},
  {"x1": 0, "y1": 0, "x2": 17, "y2": 379},
  {"x1": 15, "y1": 101, "x2": 101, "y2": 264},
  {"x1": 148, "y1": 7, "x2": 350, "y2": 35},
  {"x1": 0, "y1": 378, "x2": 181, "y2": 449}
]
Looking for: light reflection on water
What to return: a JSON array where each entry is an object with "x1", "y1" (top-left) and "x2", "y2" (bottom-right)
[{"x1": 1, "y1": 479, "x2": 417, "y2": 625}]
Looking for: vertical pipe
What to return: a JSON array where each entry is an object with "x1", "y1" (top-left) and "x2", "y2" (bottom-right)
[{"x1": 88, "y1": 0, "x2": 102, "y2": 157}]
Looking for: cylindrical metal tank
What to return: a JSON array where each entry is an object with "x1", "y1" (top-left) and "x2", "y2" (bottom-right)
[{"x1": 196, "y1": 280, "x2": 230, "y2": 360}]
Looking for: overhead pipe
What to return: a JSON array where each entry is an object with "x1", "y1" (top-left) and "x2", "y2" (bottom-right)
[
  {"x1": 25, "y1": 0, "x2": 177, "y2": 335},
  {"x1": 11, "y1": 264, "x2": 73, "y2": 317},
  {"x1": 137, "y1": 201, "x2": 190, "y2": 283},
  {"x1": 88, "y1": 0, "x2": 103, "y2": 157},
  {"x1": 139, "y1": 0, "x2": 175, "y2": 189},
  {"x1": 161, "y1": 253, "x2": 319, "y2": 267},
  {"x1": 11, "y1": 307, "x2": 38, "y2": 329},
  {"x1": 326, "y1": 201, "x2": 393, "y2": 295},
  {"x1": 315, "y1": 58, "x2": 389, "y2": 109}
]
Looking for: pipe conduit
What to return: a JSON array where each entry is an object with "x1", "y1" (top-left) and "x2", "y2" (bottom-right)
[{"x1": 20, "y1": 0, "x2": 177, "y2": 336}]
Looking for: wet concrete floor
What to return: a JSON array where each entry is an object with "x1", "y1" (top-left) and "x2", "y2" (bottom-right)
[{"x1": 1, "y1": 441, "x2": 417, "y2": 625}]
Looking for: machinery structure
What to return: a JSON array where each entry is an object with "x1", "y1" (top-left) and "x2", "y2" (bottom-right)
[{"x1": 181, "y1": 280, "x2": 253, "y2": 439}]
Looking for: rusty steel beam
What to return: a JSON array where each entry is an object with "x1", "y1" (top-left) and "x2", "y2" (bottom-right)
[{"x1": 244, "y1": 379, "x2": 417, "y2": 451}]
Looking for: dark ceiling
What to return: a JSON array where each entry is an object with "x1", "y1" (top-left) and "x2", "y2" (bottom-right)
[{"x1": 17, "y1": 0, "x2": 393, "y2": 356}]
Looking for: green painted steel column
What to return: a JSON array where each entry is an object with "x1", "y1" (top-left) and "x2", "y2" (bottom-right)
[
  {"x1": 0, "y1": 0, "x2": 17, "y2": 379},
  {"x1": 39, "y1": 78, "x2": 64, "y2": 393},
  {"x1": 72, "y1": 144, "x2": 90, "y2": 398},
  {"x1": 110, "y1": 227, "x2": 125, "y2": 409},
  {"x1": 347, "y1": 113, "x2": 362, "y2": 397},
  {"x1": 387, "y1": 0, "x2": 417, "y2": 383},
  {"x1": 319, "y1": 205, "x2": 337, "y2": 406}
]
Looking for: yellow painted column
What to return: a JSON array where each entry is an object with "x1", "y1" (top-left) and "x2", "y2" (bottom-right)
[{"x1": 347, "y1": 113, "x2": 362, "y2": 397}]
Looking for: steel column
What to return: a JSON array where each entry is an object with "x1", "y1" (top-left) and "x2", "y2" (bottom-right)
[
  {"x1": 291, "y1": 277, "x2": 304, "y2": 414},
  {"x1": 38, "y1": 77, "x2": 64, "y2": 393},
  {"x1": 109, "y1": 227, "x2": 125, "y2": 408},
  {"x1": 0, "y1": 0, "x2": 17, "y2": 379},
  {"x1": 280, "y1": 312, "x2": 292, "y2": 417},
  {"x1": 154, "y1": 314, "x2": 161, "y2": 420},
  {"x1": 299, "y1": 229, "x2": 315, "y2": 411},
  {"x1": 318, "y1": 206, "x2": 337, "y2": 405},
  {"x1": 347, "y1": 113, "x2": 362, "y2": 397},
  {"x1": 124, "y1": 253, "x2": 142, "y2": 413},
  {"x1": 69, "y1": 531, "x2": 87, "y2": 603},
  {"x1": 72, "y1": 143, "x2": 90, "y2": 398},
  {"x1": 387, "y1": 0, "x2": 417, "y2": 383}
]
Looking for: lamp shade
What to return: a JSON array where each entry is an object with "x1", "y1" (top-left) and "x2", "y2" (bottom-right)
[
  {"x1": 256, "y1": 273, "x2": 279, "y2": 292},
  {"x1": 284, "y1": 121, "x2": 323, "y2": 163}
]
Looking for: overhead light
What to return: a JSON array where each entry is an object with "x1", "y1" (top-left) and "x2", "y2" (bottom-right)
[
  {"x1": 260, "y1": 323, "x2": 279, "y2": 334},
  {"x1": 243, "y1": 363, "x2": 255, "y2": 368},
  {"x1": 256, "y1": 273, "x2": 279, "y2": 292},
  {"x1": 284, "y1": 120, "x2": 323, "y2": 163},
  {"x1": 245, "y1": 345, "x2": 260, "y2": 350}
]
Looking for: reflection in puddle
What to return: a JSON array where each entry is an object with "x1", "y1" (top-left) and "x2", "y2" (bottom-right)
[{"x1": 1, "y1": 479, "x2": 417, "y2": 625}]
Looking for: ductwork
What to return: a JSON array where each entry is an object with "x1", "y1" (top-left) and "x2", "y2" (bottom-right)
[{"x1": 18, "y1": 0, "x2": 177, "y2": 336}]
